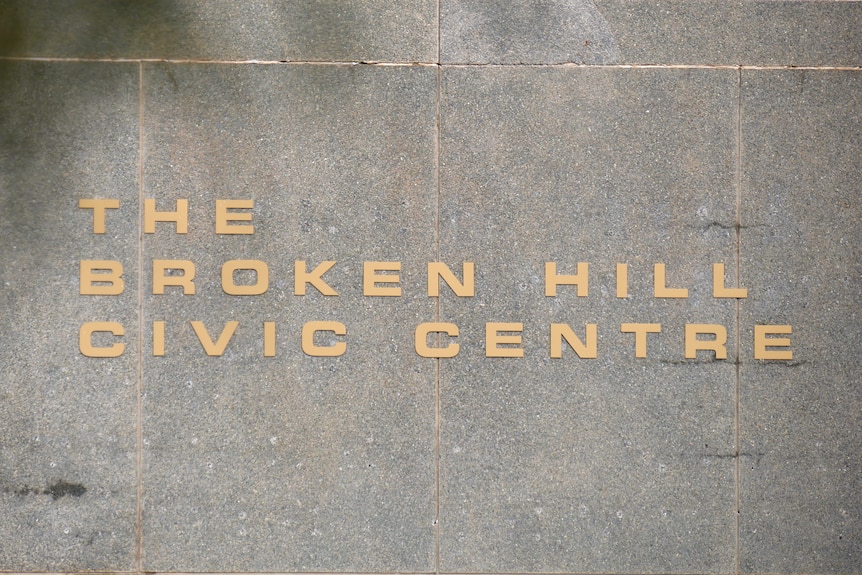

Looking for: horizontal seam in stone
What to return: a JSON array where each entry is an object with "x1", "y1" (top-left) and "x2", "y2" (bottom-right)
[{"x1": 0, "y1": 56, "x2": 860, "y2": 70}]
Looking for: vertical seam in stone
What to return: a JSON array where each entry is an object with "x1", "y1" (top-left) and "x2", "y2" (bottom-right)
[
  {"x1": 436, "y1": 0, "x2": 441, "y2": 65},
  {"x1": 135, "y1": 60, "x2": 145, "y2": 575},
  {"x1": 434, "y1": 73, "x2": 443, "y2": 575},
  {"x1": 734, "y1": 64, "x2": 743, "y2": 575},
  {"x1": 434, "y1": 1, "x2": 442, "y2": 571}
]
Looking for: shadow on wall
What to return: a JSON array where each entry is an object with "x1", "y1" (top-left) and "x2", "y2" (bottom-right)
[
  {"x1": 0, "y1": 1, "x2": 190, "y2": 248},
  {"x1": 0, "y1": 0, "x2": 193, "y2": 59},
  {"x1": 0, "y1": 2, "x2": 23, "y2": 57},
  {"x1": 0, "y1": 0, "x2": 398, "y2": 240},
  {"x1": 0, "y1": 0, "x2": 194, "y2": 154},
  {"x1": 0, "y1": 0, "x2": 380, "y2": 62}
]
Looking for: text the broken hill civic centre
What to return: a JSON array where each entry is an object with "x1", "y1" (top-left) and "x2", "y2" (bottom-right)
[{"x1": 76, "y1": 198, "x2": 793, "y2": 361}]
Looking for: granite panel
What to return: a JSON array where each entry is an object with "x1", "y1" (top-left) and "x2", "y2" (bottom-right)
[
  {"x1": 0, "y1": 0, "x2": 437, "y2": 63},
  {"x1": 739, "y1": 70, "x2": 862, "y2": 574},
  {"x1": 441, "y1": 0, "x2": 622, "y2": 65},
  {"x1": 438, "y1": 66, "x2": 739, "y2": 573},
  {"x1": 0, "y1": 62, "x2": 138, "y2": 570},
  {"x1": 6, "y1": 1, "x2": 858, "y2": 67},
  {"x1": 140, "y1": 63, "x2": 437, "y2": 572},
  {"x1": 442, "y1": 0, "x2": 862, "y2": 66}
]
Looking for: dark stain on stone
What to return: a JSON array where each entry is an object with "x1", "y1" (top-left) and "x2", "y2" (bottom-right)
[
  {"x1": 703, "y1": 451, "x2": 765, "y2": 460},
  {"x1": 659, "y1": 358, "x2": 717, "y2": 365},
  {"x1": 165, "y1": 65, "x2": 179, "y2": 92},
  {"x1": 692, "y1": 221, "x2": 768, "y2": 232},
  {"x1": 44, "y1": 479, "x2": 87, "y2": 500},
  {"x1": 706, "y1": 221, "x2": 736, "y2": 230},
  {"x1": 15, "y1": 486, "x2": 40, "y2": 496},
  {"x1": 4, "y1": 480, "x2": 87, "y2": 500}
]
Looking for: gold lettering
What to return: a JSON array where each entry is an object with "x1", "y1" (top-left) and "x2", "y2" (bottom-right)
[
  {"x1": 78, "y1": 199, "x2": 119, "y2": 234},
  {"x1": 486, "y1": 322, "x2": 524, "y2": 358},
  {"x1": 153, "y1": 320, "x2": 165, "y2": 356},
  {"x1": 294, "y1": 261, "x2": 338, "y2": 296},
  {"x1": 264, "y1": 321, "x2": 276, "y2": 357},
  {"x1": 685, "y1": 323, "x2": 728, "y2": 359},
  {"x1": 191, "y1": 320, "x2": 238, "y2": 356},
  {"x1": 654, "y1": 263, "x2": 688, "y2": 298},
  {"x1": 550, "y1": 323, "x2": 597, "y2": 359},
  {"x1": 144, "y1": 199, "x2": 188, "y2": 234},
  {"x1": 301, "y1": 321, "x2": 347, "y2": 357},
  {"x1": 713, "y1": 263, "x2": 748, "y2": 298},
  {"x1": 545, "y1": 262, "x2": 588, "y2": 297},
  {"x1": 414, "y1": 322, "x2": 460, "y2": 358},
  {"x1": 79, "y1": 260, "x2": 125, "y2": 295},
  {"x1": 428, "y1": 262, "x2": 475, "y2": 297},
  {"x1": 215, "y1": 199, "x2": 254, "y2": 234},
  {"x1": 221, "y1": 259, "x2": 269, "y2": 295},
  {"x1": 621, "y1": 323, "x2": 662, "y2": 358},
  {"x1": 153, "y1": 260, "x2": 196, "y2": 295},
  {"x1": 363, "y1": 261, "x2": 401, "y2": 296},
  {"x1": 616, "y1": 263, "x2": 628, "y2": 298},
  {"x1": 79, "y1": 321, "x2": 125, "y2": 358},
  {"x1": 754, "y1": 325, "x2": 793, "y2": 360}
]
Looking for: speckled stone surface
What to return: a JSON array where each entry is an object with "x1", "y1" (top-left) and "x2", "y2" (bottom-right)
[
  {"x1": 437, "y1": 66, "x2": 739, "y2": 573},
  {"x1": 0, "y1": 3, "x2": 860, "y2": 574},
  {"x1": 441, "y1": 0, "x2": 622, "y2": 64},
  {"x1": 0, "y1": 62, "x2": 138, "y2": 571},
  {"x1": 0, "y1": 0, "x2": 437, "y2": 62},
  {"x1": 601, "y1": 0, "x2": 862, "y2": 67},
  {"x1": 139, "y1": 63, "x2": 437, "y2": 572},
  {"x1": 738, "y1": 70, "x2": 862, "y2": 574},
  {"x1": 6, "y1": 1, "x2": 860, "y2": 66},
  {"x1": 442, "y1": 0, "x2": 862, "y2": 65}
]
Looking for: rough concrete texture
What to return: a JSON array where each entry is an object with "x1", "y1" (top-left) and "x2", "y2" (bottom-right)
[
  {"x1": 438, "y1": 67, "x2": 738, "y2": 573},
  {"x1": 738, "y1": 70, "x2": 862, "y2": 574},
  {"x1": 4, "y1": 1, "x2": 859, "y2": 66},
  {"x1": 442, "y1": 0, "x2": 862, "y2": 65},
  {"x1": 140, "y1": 64, "x2": 437, "y2": 572},
  {"x1": 0, "y1": 61, "x2": 138, "y2": 571},
  {"x1": 0, "y1": 2, "x2": 859, "y2": 574},
  {"x1": 0, "y1": 0, "x2": 437, "y2": 63}
]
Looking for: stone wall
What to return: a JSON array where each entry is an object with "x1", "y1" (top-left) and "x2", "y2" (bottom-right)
[{"x1": 0, "y1": 2, "x2": 859, "y2": 573}]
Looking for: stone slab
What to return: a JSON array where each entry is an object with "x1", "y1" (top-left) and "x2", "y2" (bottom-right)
[
  {"x1": 739, "y1": 70, "x2": 862, "y2": 574},
  {"x1": 6, "y1": 1, "x2": 860, "y2": 66},
  {"x1": 0, "y1": 0, "x2": 437, "y2": 63},
  {"x1": 438, "y1": 66, "x2": 739, "y2": 573},
  {"x1": 442, "y1": 0, "x2": 862, "y2": 66},
  {"x1": 140, "y1": 63, "x2": 438, "y2": 572},
  {"x1": 0, "y1": 61, "x2": 138, "y2": 571}
]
